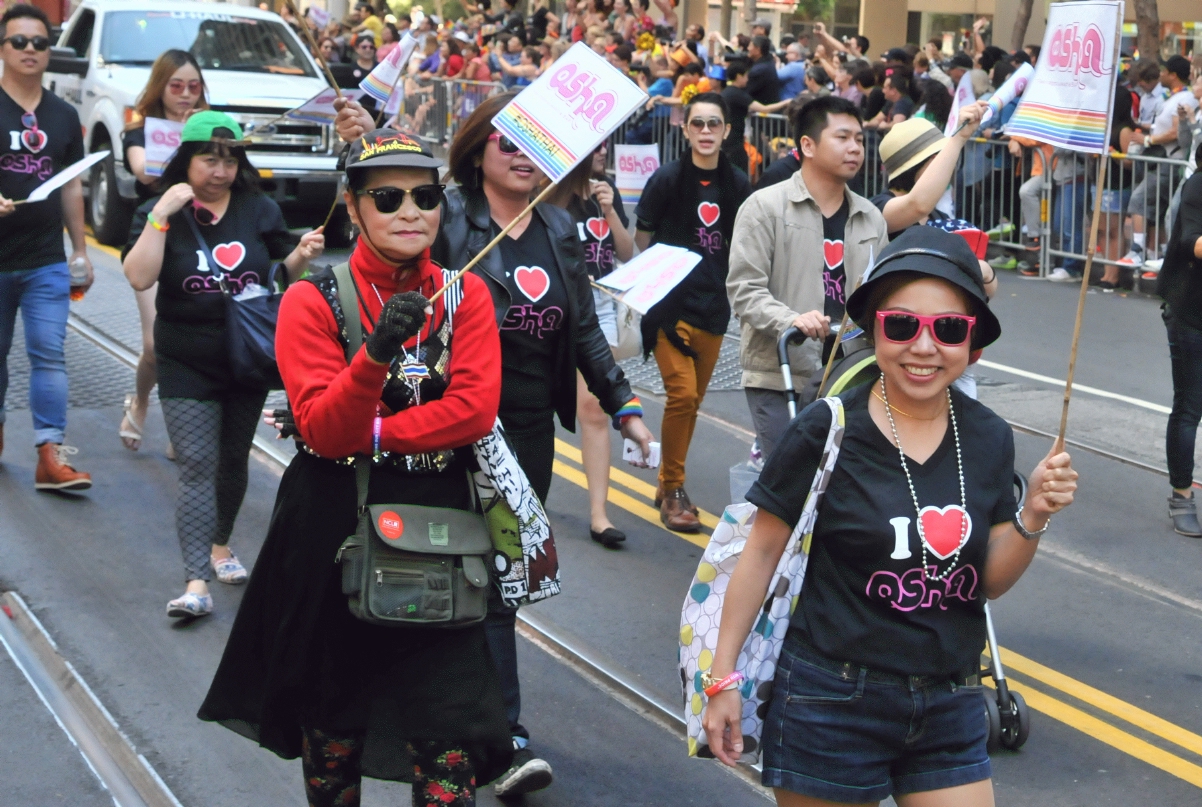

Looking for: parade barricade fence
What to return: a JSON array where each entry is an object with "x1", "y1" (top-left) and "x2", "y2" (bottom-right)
[{"x1": 395, "y1": 77, "x2": 508, "y2": 158}]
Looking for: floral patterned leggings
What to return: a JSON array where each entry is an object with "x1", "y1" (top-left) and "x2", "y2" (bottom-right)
[{"x1": 301, "y1": 728, "x2": 476, "y2": 807}]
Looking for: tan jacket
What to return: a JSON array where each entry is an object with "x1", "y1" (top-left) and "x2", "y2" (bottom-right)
[{"x1": 727, "y1": 171, "x2": 889, "y2": 391}]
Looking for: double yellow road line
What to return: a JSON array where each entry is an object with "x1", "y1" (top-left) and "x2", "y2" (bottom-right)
[{"x1": 551, "y1": 437, "x2": 1202, "y2": 790}]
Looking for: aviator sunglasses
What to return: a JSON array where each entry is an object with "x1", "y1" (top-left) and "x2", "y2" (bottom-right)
[
  {"x1": 487, "y1": 132, "x2": 523, "y2": 155},
  {"x1": 357, "y1": 184, "x2": 445, "y2": 213},
  {"x1": 1, "y1": 35, "x2": 51, "y2": 51},
  {"x1": 876, "y1": 310, "x2": 976, "y2": 347},
  {"x1": 167, "y1": 79, "x2": 203, "y2": 95},
  {"x1": 687, "y1": 116, "x2": 724, "y2": 132}
]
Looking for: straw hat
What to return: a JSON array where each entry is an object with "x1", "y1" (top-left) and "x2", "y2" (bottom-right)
[{"x1": 879, "y1": 117, "x2": 947, "y2": 182}]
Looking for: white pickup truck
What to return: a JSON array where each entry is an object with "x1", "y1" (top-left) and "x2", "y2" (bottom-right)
[{"x1": 45, "y1": 0, "x2": 344, "y2": 245}]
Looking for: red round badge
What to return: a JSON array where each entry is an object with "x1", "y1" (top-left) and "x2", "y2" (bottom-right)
[{"x1": 377, "y1": 511, "x2": 404, "y2": 540}]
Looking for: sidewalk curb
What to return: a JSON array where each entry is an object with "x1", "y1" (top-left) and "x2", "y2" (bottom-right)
[{"x1": 0, "y1": 592, "x2": 185, "y2": 807}]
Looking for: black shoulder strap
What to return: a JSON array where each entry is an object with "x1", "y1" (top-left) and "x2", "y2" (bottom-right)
[{"x1": 331, "y1": 262, "x2": 363, "y2": 366}]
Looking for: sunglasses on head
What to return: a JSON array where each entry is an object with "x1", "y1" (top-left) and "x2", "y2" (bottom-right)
[
  {"x1": 1, "y1": 35, "x2": 51, "y2": 51},
  {"x1": 357, "y1": 184, "x2": 445, "y2": 213},
  {"x1": 167, "y1": 79, "x2": 202, "y2": 95},
  {"x1": 687, "y1": 117, "x2": 724, "y2": 132},
  {"x1": 876, "y1": 310, "x2": 976, "y2": 347},
  {"x1": 487, "y1": 132, "x2": 523, "y2": 155}
]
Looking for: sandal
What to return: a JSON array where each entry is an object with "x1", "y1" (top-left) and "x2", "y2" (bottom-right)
[
  {"x1": 166, "y1": 591, "x2": 213, "y2": 619},
  {"x1": 211, "y1": 551, "x2": 248, "y2": 584},
  {"x1": 119, "y1": 393, "x2": 145, "y2": 451}
]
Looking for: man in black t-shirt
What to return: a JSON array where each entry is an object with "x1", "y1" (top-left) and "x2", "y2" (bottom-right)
[
  {"x1": 0, "y1": 3, "x2": 93, "y2": 491},
  {"x1": 727, "y1": 96, "x2": 888, "y2": 463},
  {"x1": 635, "y1": 92, "x2": 751, "y2": 532},
  {"x1": 720, "y1": 61, "x2": 790, "y2": 175}
]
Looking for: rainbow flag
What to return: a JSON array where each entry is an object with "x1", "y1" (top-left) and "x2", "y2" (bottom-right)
[
  {"x1": 492, "y1": 101, "x2": 578, "y2": 182},
  {"x1": 1005, "y1": 103, "x2": 1109, "y2": 153}
]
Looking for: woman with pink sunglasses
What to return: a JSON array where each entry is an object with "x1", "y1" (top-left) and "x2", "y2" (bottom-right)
[{"x1": 704, "y1": 226, "x2": 1078, "y2": 807}]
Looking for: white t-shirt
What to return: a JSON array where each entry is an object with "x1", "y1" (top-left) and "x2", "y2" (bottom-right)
[{"x1": 1153, "y1": 88, "x2": 1199, "y2": 158}]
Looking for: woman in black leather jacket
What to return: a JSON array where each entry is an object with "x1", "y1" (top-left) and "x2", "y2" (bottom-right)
[{"x1": 433, "y1": 92, "x2": 655, "y2": 798}]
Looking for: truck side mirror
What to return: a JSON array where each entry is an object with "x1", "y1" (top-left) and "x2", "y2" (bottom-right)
[{"x1": 48, "y1": 46, "x2": 89, "y2": 77}]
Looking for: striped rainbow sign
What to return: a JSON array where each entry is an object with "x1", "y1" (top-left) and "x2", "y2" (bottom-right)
[
  {"x1": 1006, "y1": 102, "x2": 1109, "y2": 152},
  {"x1": 493, "y1": 101, "x2": 578, "y2": 182}
]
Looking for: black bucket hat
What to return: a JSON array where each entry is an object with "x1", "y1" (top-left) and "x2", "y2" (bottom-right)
[
  {"x1": 345, "y1": 129, "x2": 444, "y2": 173},
  {"x1": 846, "y1": 226, "x2": 1002, "y2": 348}
]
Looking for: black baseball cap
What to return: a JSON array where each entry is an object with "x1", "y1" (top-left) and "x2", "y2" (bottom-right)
[
  {"x1": 345, "y1": 129, "x2": 444, "y2": 173},
  {"x1": 1161, "y1": 54, "x2": 1191, "y2": 83},
  {"x1": 846, "y1": 226, "x2": 1002, "y2": 348}
]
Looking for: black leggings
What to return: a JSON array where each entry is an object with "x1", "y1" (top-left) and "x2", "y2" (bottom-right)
[
  {"x1": 161, "y1": 392, "x2": 266, "y2": 582},
  {"x1": 301, "y1": 728, "x2": 476, "y2": 807}
]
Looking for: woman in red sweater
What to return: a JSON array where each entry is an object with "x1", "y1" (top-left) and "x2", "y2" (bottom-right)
[{"x1": 198, "y1": 132, "x2": 511, "y2": 807}]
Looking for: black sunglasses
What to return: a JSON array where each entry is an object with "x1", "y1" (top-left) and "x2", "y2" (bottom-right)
[
  {"x1": 358, "y1": 184, "x2": 445, "y2": 213},
  {"x1": 192, "y1": 202, "x2": 216, "y2": 225},
  {"x1": 2, "y1": 35, "x2": 51, "y2": 51},
  {"x1": 488, "y1": 132, "x2": 521, "y2": 155}
]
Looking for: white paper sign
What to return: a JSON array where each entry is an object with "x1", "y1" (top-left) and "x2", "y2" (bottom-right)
[
  {"x1": 944, "y1": 70, "x2": 976, "y2": 137},
  {"x1": 307, "y1": 6, "x2": 330, "y2": 28},
  {"x1": 492, "y1": 42, "x2": 648, "y2": 183},
  {"x1": 1005, "y1": 0, "x2": 1123, "y2": 153},
  {"x1": 980, "y1": 62, "x2": 1033, "y2": 127},
  {"x1": 143, "y1": 118, "x2": 185, "y2": 177},
  {"x1": 614, "y1": 143, "x2": 659, "y2": 204},
  {"x1": 22, "y1": 151, "x2": 110, "y2": 203},
  {"x1": 286, "y1": 88, "x2": 366, "y2": 124},
  {"x1": 596, "y1": 243, "x2": 701, "y2": 314}
]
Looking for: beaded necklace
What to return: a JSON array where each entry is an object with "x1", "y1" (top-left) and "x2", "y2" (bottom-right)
[{"x1": 879, "y1": 378, "x2": 968, "y2": 582}]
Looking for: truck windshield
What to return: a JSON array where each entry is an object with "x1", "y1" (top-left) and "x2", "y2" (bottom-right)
[{"x1": 100, "y1": 11, "x2": 318, "y2": 77}]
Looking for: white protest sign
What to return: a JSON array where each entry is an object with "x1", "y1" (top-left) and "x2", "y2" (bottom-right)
[
  {"x1": 1005, "y1": 1, "x2": 1123, "y2": 154},
  {"x1": 492, "y1": 42, "x2": 648, "y2": 183},
  {"x1": 614, "y1": 143, "x2": 659, "y2": 205},
  {"x1": 596, "y1": 244, "x2": 701, "y2": 314},
  {"x1": 307, "y1": 6, "x2": 330, "y2": 28},
  {"x1": 143, "y1": 118, "x2": 184, "y2": 177},
  {"x1": 286, "y1": 88, "x2": 366, "y2": 124},
  {"x1": 980, "y1": 62, "x2": 1033, "y2": 127},
  {"x1": 944, "y1": 70, "x2": 976, "y2": 137},
  {"x1": 18, "y1": 151, "x2": 110, "y2": 204}
]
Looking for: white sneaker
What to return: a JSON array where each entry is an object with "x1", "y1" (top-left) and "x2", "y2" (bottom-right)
[
  {"x1": 1046, "y1": 268, "x2": 1076, "y2": 282},
  {"x1": 1116, "y1": 249, "x2": 1144, "y2": 266},
  {"x1": 166, "y1": 591, "x2": 213, "y2": 619}
]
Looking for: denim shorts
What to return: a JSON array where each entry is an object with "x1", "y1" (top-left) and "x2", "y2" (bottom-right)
[{"x1": 761, "y1": 632, "x2": 991, "y2": 802}]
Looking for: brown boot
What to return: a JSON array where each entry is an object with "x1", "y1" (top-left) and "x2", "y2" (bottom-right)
[
  {"x1": 655, "y1": 487, "x2": 700, "y2": 515},
  {"x1": 660, "y1": 487, "x2": 701, "y2": 532},
  {"x1": 35, "y1": 443, "x2": 92, "y2": 491}
]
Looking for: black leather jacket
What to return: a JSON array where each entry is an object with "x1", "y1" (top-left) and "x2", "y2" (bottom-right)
[{"x1": 433, "y1": 185, "x2": 635, "y2": 430}]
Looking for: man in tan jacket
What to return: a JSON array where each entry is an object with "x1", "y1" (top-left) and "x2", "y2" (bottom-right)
[{"x1": 727, "y1": 96, "x2": 888, "y2": 461}]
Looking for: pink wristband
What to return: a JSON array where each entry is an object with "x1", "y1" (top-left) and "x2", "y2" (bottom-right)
[{"x1": 704, "y1": 671, "x2": 745, "y2": 698}]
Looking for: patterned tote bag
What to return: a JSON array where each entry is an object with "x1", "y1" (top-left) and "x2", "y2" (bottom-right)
[{"x1": 680, "y1": 397, "x2": 845, "y2": 763}]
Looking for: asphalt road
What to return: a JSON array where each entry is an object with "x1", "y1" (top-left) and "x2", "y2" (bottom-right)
[{"x1": 2, "y1": 238, "x2": 1201, "y2": 805}]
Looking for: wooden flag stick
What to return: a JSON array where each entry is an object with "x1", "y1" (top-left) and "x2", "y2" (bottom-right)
[
  {"x1": 817, "y1": 309, "x2": 851, "y2": 395},
  {"x1": 283, "y1": 0, "x2": 343, "y2": 98},
  {"x1": 430, "y1": 182, "x2": 560, "y2": 303},
  {"x1": 1056, "y1": 154, "x2": 1110, "y2": 446}
]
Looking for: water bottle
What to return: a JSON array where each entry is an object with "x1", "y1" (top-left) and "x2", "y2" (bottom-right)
[{"x1": 69, "y1": 257, "x2": 88, "y2": 301}]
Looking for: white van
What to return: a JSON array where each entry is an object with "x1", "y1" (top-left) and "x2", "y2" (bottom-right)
[{"x1": 45, "y1": 0, "x2": 344, "y2": 245}]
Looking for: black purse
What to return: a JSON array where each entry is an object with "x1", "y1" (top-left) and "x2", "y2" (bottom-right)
[{"x1": 184, "y1": 211, "x2": 286, "y2": 390}]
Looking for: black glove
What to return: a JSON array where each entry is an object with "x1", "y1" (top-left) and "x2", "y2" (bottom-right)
[
  {"x1": 366, "y1": 291, "x2": 429, "y2": 363},
  {"x1": 269, "y1": 408, "x2": 298, "y2": 439}
]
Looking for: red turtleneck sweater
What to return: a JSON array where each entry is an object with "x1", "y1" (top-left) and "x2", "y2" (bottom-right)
[{"x1": 275, "y1": 245, "x2": 501, "y2": 458}]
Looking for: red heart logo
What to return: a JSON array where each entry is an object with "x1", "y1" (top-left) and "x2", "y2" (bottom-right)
[
  {"x1": 918, "y1": 505, "x2": 972, "y2": 560},
  {"x1": 20, "y1": 128, "x2": 47, "y2": 153},
  {"x1": 585, "y1": 217, "x2": 610, "y2": 240},
  {"x1": 514, "y1": 265, "x2": 550, "y2": 303},
  {"x1": 953, "y1": 228, "x2": 989, "y2": 259},
  {"x1": 212, "y1": 242, "x2": 246, "y2": 272},
  {"x1": 697, "y1": 202, "x2": 720, "y2": 228},
  {"x1": 823, "y1": 239, "x2": 844, "y2": 269}
]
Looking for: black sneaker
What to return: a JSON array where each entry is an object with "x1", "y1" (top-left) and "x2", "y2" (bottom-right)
[{"x1": 493, "y1": 745, "x2": 553, "y2": 797}]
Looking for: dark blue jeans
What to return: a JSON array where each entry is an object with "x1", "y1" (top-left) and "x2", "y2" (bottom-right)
[
  {"x1": 0, "y1": 263, "x2": 70, "y2": 445},
  {"x1": 1165, "y1": 308, "x2": 1202, "y2": 490},
  {"x1": 1053, "y1": 178, "x2": 1087, "y2": 275}
]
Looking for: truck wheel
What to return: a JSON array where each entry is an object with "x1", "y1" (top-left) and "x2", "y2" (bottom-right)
[{"x1": 90, "y1": 147, "x2": 133, "y2": 247}]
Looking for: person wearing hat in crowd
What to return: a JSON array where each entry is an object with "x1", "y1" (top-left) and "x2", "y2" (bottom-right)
[
  {"x1": 946, "y1": 51, "x2": 973, "y2": 89},
  {"x1": 122, "y1": 111, "x2": 324, "y2": 617},
  {"x1": 728, "y1": 96, "x2": 888, "y2": 463},
  {"x1": 198, "y1": 130, "x2": 513, "y2": 806},
  {"x1": 750, "y1": 18, "x2": 771, "y2": 39},
  {"x1": 707, "y1": 225, "x2": 1078, "y2": 805},
  {"x1": 745, "y1": 35, "x2": 782, "y2": 104}
]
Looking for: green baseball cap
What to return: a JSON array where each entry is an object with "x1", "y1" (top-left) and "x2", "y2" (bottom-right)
[{"x1": 180, "y1": 110, "x2": 248, "y2": 144}]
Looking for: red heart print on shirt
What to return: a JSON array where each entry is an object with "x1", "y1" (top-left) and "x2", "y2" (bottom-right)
[
  {"x1": 585, "y1": 217, "x2": 610, "y2": 240},
  {"x1": 212, "y1": 242, "x2": 247, "y2": 272},
  {"x1": 823, "y1": 239, "x2": 844, "y2": 269},
  {"x1": 918, "y1": 505, "x2": 972, "y2": 559},
  {"x1": 21, "y1": 128, "x2": 47, "y2": 153},
  {"x1": 697, "y1": 202, "x2": 720, "y2": 228},
  {"x1": 514, "y1": 266, "x2": 550, "y2": 303}
]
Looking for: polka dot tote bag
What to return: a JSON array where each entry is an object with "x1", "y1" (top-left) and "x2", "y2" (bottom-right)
[{"x1": 680, "y1": 397, "x2": 845, "y2": 763}]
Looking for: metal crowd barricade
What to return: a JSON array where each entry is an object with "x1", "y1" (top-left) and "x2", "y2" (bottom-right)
[{"x1": 394, "y1": 77, "x2": 507, "y2": 158}]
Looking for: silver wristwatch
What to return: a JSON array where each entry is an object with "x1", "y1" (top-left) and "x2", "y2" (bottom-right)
[{"x1": 1012, "y1": 505, "x2": 1050, "y2": 540}]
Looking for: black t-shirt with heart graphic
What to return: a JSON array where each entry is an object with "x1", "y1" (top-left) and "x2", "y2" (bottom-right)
[
  {"x1": 0, "y1": 88, "x2": 85, "y2": 273},
  {"x1": 123, "y1": 190, "x2": 296, "y2": 398},
  {"x1": 496, "y1": 214, "x2": 569, "y2": 416},
  {"x1": 567, "y1": 195, "x2": 618, "y2": 280},
  {"x1": 746, "y1": 383, "x2": 1017, "y2": 677},
  {"x1": 822, "y1": 198, "x2": 850, "y2": 321}
]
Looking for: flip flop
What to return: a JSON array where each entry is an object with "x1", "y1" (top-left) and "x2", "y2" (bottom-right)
[{"x1": 119, "y1": 394, "x2": 144, "y2": 451}]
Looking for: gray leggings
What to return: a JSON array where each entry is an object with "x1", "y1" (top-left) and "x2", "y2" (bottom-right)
[{"x1": 161, "y1": 393, "x2": 266, "y2": 582}]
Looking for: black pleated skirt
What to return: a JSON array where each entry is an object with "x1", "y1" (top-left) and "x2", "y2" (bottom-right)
[{"x1": 197, "y1": 450, "x2": 513, "y2": 784}]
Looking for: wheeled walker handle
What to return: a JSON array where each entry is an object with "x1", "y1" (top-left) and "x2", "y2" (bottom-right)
[{"x1": 778, "y1": 327, "x2": 808, "y2": 419}]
